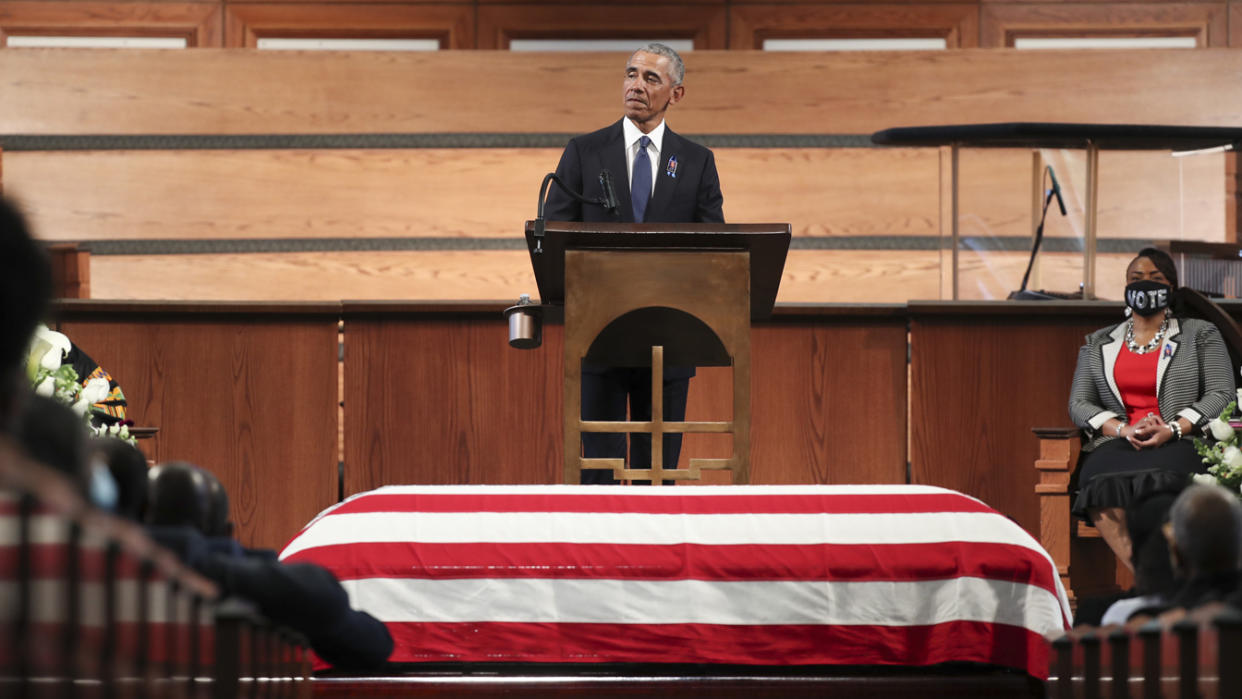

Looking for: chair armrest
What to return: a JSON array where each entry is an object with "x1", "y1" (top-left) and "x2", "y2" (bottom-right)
[
  {"x1": 1033, "y1": 427, "x2": 1080, "y2": 440},
  {"x1": 1034, "y1": 427, "x2": 1081, "y2": 488}
]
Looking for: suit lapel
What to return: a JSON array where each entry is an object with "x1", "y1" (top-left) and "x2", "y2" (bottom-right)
[
  {"x1": 1101, "y1": 323, "x2": 1126, "y2": 410},
  {"x1": 602, "y1": 120, "x2": 632, "y2": 223},
  {"x1": 645, "y1": 128, "x2": 682, "y2": 222}
]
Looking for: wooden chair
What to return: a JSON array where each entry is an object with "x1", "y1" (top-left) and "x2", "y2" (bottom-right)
[{"x1": 1034, "y1": 289, "x2": 1242, "y2": 606}]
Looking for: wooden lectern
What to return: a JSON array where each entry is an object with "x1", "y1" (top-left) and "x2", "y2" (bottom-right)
[{"x1": 524, "y1": 222, "x2": 790, "y2": 485}]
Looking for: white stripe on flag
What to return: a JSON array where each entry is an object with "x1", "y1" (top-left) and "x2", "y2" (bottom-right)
[
  {"x1": 281, "y1": 510, "x2": 1040, "y2": 559},
  {"x1": 340, "y1": 575, "x2": 1066, "y2": 636},
  {"x1": 294, "y1": 484, "x2": 980, "y2": 529},
  {"x1": 366, "y1": 484, "x2": 966, "y2": 497}
]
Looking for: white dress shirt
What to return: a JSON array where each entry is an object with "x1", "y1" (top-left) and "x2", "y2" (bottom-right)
[{"x1": 623, "y1": 117, "x2": 665, "y2": 198}]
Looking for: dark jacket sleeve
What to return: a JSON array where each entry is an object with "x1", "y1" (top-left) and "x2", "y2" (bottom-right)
[
  {"x1": 544, "y1": 138, "x2": 584, "y2": 222},
  {"x1": 201, "y1": 557, "x2": 394, "y2": 670},
  {"x1": 152, "y1": 526, "x2": 393, "y2": 670},
  {"x1": 695, "y1": 149, "x2": 725, "y2": 224}
]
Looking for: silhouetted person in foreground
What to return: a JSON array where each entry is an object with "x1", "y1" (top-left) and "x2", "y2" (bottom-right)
[
  {"x1": 0, "y1": 197, "x2": 52, "y2": 434},
  {"x1": 1164, "y1": 483, "x2": 1242, "y2": 610},
  {"x1": 94, "y1": 437, "x2": 149, "y2": 521},
  {"x1": 1100, "y1": 490, "x2": 1181, "y2": 625},
  {"x1": 15, "y1": 395, "x2": 91, "y2": 497},
  {"x1": 146, "y1": 462, "x2": 393, "y2": 670}
]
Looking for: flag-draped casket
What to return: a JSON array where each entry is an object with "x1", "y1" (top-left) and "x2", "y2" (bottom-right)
[{"x1": 279, "y1": 485, "x2": 1071, "y2": 677}]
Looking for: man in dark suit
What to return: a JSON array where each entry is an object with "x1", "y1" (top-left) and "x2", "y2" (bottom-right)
[{"x1": 545, "y1": 43, "x2": 725, "y2": 484}]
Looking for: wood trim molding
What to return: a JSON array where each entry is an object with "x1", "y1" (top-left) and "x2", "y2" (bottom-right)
[
  {"x1": 0, "y1": 1, "x2": 223, "y2": 47},
  {"x1": 1230, "y1": 1, "x2": 1242, "y2": 47},
  {"x1": 981, "y1": 2, "x2": 1228, "y2": 48},
  {"x1": 224, "y1": 3, "x2": 474, "y2": 49},
  {"x1": 729, "y1": 4, "x2": 981, "y2": 49},
  {"x1": 475, "y1": 4, "x2": 728, "y2": 50},
  {"x1": 479, "y1": 0, "x2": 723, "y2": 3}
]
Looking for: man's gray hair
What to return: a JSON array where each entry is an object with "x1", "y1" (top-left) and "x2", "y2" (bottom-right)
[
  {"x1": 633, "y1": 43, "x2": 685, "y2": 87},
  {"x1": 1170, "y1": 483, "x2": 1242, "y2": 574}
]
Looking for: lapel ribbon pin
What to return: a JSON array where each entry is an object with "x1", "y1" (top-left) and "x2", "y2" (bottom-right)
[{"x1": 666, "y1": 155, "x2": 678, "y2": 178}]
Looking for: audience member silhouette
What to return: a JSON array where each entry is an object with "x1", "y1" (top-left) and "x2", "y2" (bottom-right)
[
  {"x1": 146, "y1": 462, "x2": 393, "y2": 670},
  {"x1": 1165, "y1": 484, "x2": 1242, "y2": 610},
  {"x1": 15, "y1": 394, "x2": 91, "y2": 497},
  {"x1": 1100, "y1": 490, "x2": 1181, "y2": 625},
  {"x1": 93, "y1": 437, "x2": 149, "y2": 522},
  {"x1": 0, "y1": 197, "x2": 52, "y2": 433}
]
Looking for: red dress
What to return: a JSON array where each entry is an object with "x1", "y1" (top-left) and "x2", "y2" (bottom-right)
[{"x1": 1114, "y1": 343, "x2": 1160, "y2": 425}]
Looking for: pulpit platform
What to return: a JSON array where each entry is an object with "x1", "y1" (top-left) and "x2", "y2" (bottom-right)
[{"x1": 281, "y1": 484, "x2": 1069, "y2": 696}]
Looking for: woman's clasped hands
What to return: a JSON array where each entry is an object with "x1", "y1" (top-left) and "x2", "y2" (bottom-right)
[{"x1": 1125, "y1": 413, "x2": 1173, "y2": 450}]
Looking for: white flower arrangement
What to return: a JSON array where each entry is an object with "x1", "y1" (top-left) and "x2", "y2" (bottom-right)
[
  {"x1": 1194, "y1": 394, "x2": 1242, "y2": 494},
  {"x1": 25, "y1": 325, "x2": 134, "y2": 446}
]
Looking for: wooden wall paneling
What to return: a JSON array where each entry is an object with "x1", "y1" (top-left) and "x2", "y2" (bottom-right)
[
  {"x1": 5, "y1": 148, "x2": 561, "y2": 242},
  {"x1": 48, "y1": 243, "x2": 90, "y2": 298},
  {"x1": 1231, "y1": 1, "x2": 1242, "y2": 47},
  {"x1": 479, "y1": 0, "x2": 723, "y2": 4},
  {"x1": 1228, "y1": 150, "x2": 1242, "y2": 242},
  {"x1": 3, "y1": 147, "x2": 941, "y2": 242},
  {"x1": 341, "y1": 308, "x2": 904, "y2": 494},
  {"x1": 55, "y1": 306, "x2": 341, "y2": 550},
  {"x1": 85, "y1": 251, "x2": 546, "y2": 302},
  {"x1": 475, "y1": 4, "x2": 728, "y2": 49},
  {"x1": 237, "y1": 0, "x2": 471, "y2": 4},
  {"x1": 678, "y1": 317, "x2": 907, "y2": 485},
  {"x1": 6, "y1": 50, "x2": 1242, "y2": 134},
  {"x1": 0, "y1": 1, "x2": 223, "y2": 47},
  {"x1": 223, "y1": 3, "x2": 474, "y2": 49},
  {"x1": 342, "y1": 312, "x2": 563, "y2": 493},
  {"x1": 68, "y1": 249, "x2": 1141, "y2": 304},
  {"x1": 908, "y1": 306, "x2": 1117, "y2": 534},
  {"x1": 3, "y1": 148, "x2": 939, "y2": 241},
  {"x1": 750, "y1": 318, "x2": 907, "y2": 484},
  {"x1": 980, "y1": 2, "x2": 1228, "y2": 48},
  {"x1": 5, "y1": 148, "x2": 1220, "y2": 246},
  {"x1": 728, "y1": 3, "x2": 980, "y2": 49}
]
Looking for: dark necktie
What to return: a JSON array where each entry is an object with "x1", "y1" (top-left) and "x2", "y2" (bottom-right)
[{"x1": 631, "y1": 135, "x2": 652, "y2": 223}]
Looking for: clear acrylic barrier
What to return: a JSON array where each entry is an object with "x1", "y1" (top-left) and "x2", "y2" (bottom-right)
[{"x1": 942, "y1": 147, "x2": 1227, "y2": 302}]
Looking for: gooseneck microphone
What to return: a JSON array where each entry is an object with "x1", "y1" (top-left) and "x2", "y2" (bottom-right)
[
  {"x1": 598, "y1": 169, "x2": 619, "y2": 215},
  {"x1": 532, "y1": 171, "x2": 622, "y2": 254},
  {"x1": 1047, "y1": 164, "x2": 1068, "y2": 217},
  {"x1": 1010, "y1": 165, "x2": 1070, "y2": 299}
]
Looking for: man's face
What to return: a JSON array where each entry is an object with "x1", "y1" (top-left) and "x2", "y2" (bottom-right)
[{"x1": 622, "y1": 51, "x2": 684, "y2": 129}]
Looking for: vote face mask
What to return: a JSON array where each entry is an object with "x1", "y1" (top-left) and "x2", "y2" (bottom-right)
[{"x1": 1125, "y1": 280, "x2": 1171, "y2": 317}]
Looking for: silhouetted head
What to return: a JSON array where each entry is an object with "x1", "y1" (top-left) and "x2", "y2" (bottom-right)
[
  {"x1": 146, "y1": 461, "x2": 213, "y2": 533},
  {"x1": 93, "y1": 437, "x2": 149, "y2": 521},
  {"x1": 198, "y1": 468, "x2": 233, "y2": 539},
  {"x1": 15, "y1": 394, "x2": 90, "y2": 496},
  {"x1": 1168, "y1": 484, "x2": 1242, "y2": 578}
]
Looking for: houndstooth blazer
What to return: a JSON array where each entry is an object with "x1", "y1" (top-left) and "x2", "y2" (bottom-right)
[{"x1": 1069, "y1": 316, "x2": 1236, "y2": 452}]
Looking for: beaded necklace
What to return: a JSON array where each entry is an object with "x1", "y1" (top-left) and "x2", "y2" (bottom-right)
[{"x1": 1124, "y1": 312, "x2": 1169, "y2": 355}]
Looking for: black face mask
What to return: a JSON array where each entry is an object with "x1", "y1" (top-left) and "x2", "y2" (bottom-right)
[{"x1": 1125, "y1": 280, "x2": 1171, "y2": 317}]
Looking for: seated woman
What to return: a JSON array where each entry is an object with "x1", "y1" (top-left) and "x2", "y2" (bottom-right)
[{"x1": 1069, "y1": 247, "x2": 1236, "y2": 569}]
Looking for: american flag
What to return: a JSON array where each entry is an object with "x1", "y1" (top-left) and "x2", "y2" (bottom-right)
[{"x1": 280, "y1": 484, "x2": 1071, "y2": 677}]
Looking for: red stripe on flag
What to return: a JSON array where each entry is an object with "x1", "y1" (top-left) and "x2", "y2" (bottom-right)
[
  {"x1": 358, "y1": 620, "x2": 1050, "y2": 678},
  {"x1": 325, "y1": 492, "x2": 995, "y2": 516},
  {"x1": 286, "y1": 540, "x2": 1059, "y2": 595}
]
